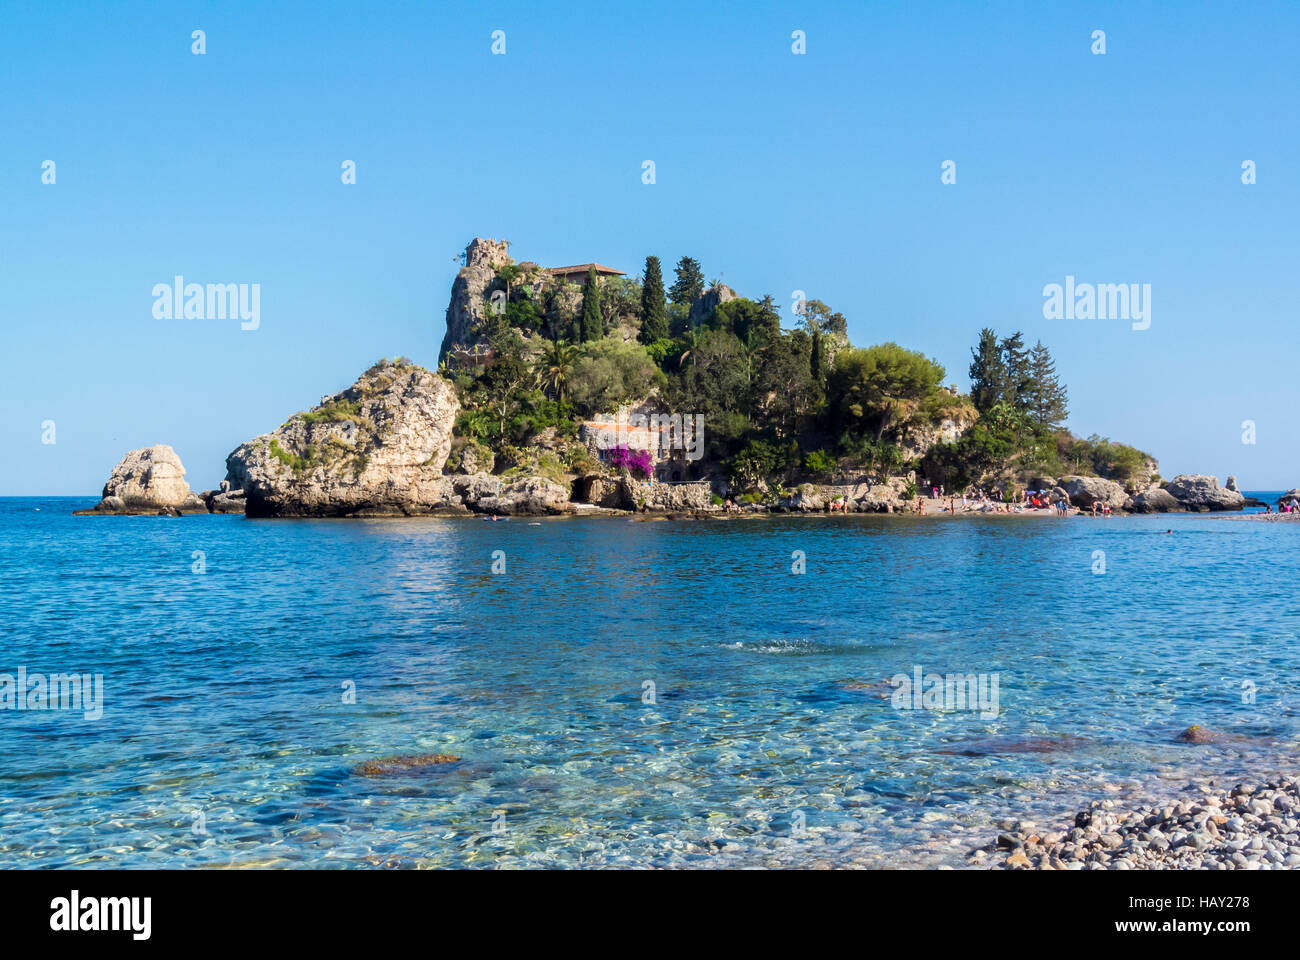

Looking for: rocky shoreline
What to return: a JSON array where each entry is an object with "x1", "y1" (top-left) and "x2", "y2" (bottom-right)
[
  {"x1": 974, "y1": 738, "x2": 1300, "y2": 870},
  {"x1": 73, "y1": 358, "x2": 1281, "y2": 521}
]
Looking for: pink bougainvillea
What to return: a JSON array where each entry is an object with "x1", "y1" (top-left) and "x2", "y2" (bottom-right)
[{"x1": 607, "y1": 445, "x2": 653, "y2": 479}]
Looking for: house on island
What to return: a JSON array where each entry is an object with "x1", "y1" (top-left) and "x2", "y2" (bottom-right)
[
  {"x1": 542, "y1": 263, "x2": 626, "y2": 286},
  {"x1": 578, "y1": 403, "x2": 701, "y2": 483}
]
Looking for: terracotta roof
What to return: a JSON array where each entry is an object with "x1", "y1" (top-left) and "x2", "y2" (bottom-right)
[{"x1": 543, "y1": 263, "x2": 626, "y2": 277}]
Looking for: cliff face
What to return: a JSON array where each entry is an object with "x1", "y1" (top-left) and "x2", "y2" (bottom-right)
[
  {"x1": 439, "y1": 238, "x2": 513, "y2": 361},
  {"x1": 225, "y1": 359, "x2": 461, "y2": 517}
]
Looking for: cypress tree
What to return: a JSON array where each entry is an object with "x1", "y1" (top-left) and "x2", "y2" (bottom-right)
[
  {"x1": 580, "y1": 267, "x2": 602, "y2": 342},
  {"x1": 999, "y1": 331, "x2": 1031, "y2": 411},
  {"x1": 640, "y1": 256, "x2": 669, "y2": 342}
]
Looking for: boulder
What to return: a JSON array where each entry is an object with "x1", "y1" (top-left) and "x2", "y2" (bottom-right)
[
  {"x1": 1060, "y1": 475, "x2": 1128, "y2": 509},
  {"x1": 1225, "y1": 476, "x2": 1240, "y2": 493},
  {"x1": 474, "y1": 476, "x2": 571, "y2": 516},
  {"x1": 202, "y1": 488, "x2": 247, "y2": 514},
  {"x1": 1277, "y1": 489, "x2": 1300, "y2": 506},
  {"x1": 1129, "y1": 485, "x2": 1182, "y2": 513},
  {"x1": 225, "y1": 359, "x2": 462, "y2": 517},
  {"x1": 79, "y1": 444, "x2": 207, "y2": 514},
  {"x1": 1164, "y1": 474, "x2": 1246, "y2": 512}
]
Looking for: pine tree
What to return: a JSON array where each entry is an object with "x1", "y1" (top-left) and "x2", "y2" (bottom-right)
[
  {"x1": 1025, "y1": 340, "x2": 1069, "y2": 431},
  {"x1": 580, "y1": 267, "x2": 602, "y2": 342},
  {"x1": 669, "y1": 256, "x2": 705, "y2": 306},
  {"x1": 639, "y1": 256, "x2": 669, "y2": 342},
  {"x1": 999, "y1": 331, "x2": 1031, "y2": 411},
  {"x1": 968, "y1": 328, "x2": 1008, "y2": 413}
]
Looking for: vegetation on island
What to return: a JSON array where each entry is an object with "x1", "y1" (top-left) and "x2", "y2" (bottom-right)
[{"x1": 442, "y1": 252, "x2": 1153, "y2": 497}]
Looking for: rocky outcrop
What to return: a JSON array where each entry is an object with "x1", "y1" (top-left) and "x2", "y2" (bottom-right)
[
  {"x1": 1226, "y1": 476, "x2": 1240, "y2": 493},
  {"x1": 225, "y1": 359, "x2": 461, "y2": 517},
  {"x1": 1129, "y1": 485, "x2": 1182, "y2": 513},
  {"x1": 1164, "y1": 475, "x2": 1246, "y2": 512},
  {"x1": 202, "y1": 488, "x2": 247, "y2": 514},
  {"x1": 457, "y1": 474, "x2": 571, "y2": 516},
  {"x1": 901, "y1": 408, "x2": 977, "y2": 461},
  {"x1": 1060, "y1": 475, "x2": 1127, "y2": 509},
  {"x1": 640, "y1": 481, "x2": 714, "y2": 512},
  {"x1": 1277, "y1": 489, "x2": 1300, "y2": 506},
  {"x1": 687, "y1": 284, "x2": 737, "y2": 329},
  {"x1": 439, "y1": 238, "x2": 513, "y2": 361},
  {"x1": 77, "y1": 445, "x2": 207, "y2": 515}
]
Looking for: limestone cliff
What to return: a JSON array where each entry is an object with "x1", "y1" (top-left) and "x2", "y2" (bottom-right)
[
  {"x1": 439, "y1": 238, "x2": 513, "y2": 362},
  {"x1": 225, "y1": 359, "x2": 461, "y2": 517}
]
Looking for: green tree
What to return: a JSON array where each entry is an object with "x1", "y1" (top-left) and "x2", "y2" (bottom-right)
[
  {"x1": 536, "y1": 340, "x2": 578, "y2": 404},
  {"x1": 968, "y1": 327, "x2": 1008, "y2": 413},
  {"x1": 829, "y1": 343, "x2": 947, "y2": 443},
  {"x1": 580, "y1": 267, "x2": 602, "y2": 342},
  {"x1": 1023, "y1": 340, "x2": 1069, "y2": 431},
  {"x1": 669, "y1": 256, "x2": 705, "y2": 307},
  {"x1": 569, "y1": 339, "x2": 667, "y2": 415},
  {"x1": 1000, "y1": 331, "x2": 1031, "y2": 412},
  {"x1": 640, "y1": 256, "x2": 669, "y2": 343}
]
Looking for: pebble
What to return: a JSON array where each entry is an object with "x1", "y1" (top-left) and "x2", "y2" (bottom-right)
[{"x1": 985, "y1": 773, "x2": 1300, "y2": 870}]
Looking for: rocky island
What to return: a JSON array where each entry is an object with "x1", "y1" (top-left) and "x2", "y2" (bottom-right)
[{"x1": 79, "y1": 238, "x2": 1274, "y2": 519}]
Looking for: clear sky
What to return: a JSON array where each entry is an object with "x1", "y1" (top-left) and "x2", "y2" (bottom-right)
[{"x1": 3, "y1": 0, "x2": 1297, "y2": 494}]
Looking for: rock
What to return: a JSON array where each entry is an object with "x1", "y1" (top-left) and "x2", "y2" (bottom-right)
[
  {"x1": 225, "y1": 359, "x2": 462, "y2": 517},
  {"x1": 353, "y1": 754, "x2": 461, "y2": 776},
  {"x1": 639, "y1": 480, "x2": 714, "y2": 512},
  {"x1": 445, "y1": 439, "x2": 495, "y2": 475},
  {"x1": 1226, "y1": 476, "x2": 1240, "y2": 492},
  {"x1": 687, "y1": 284, "x2": 737, "y2": 329},
  {"x1": 1130, "y1": 485, "x2": 1183, "y2": 513},
  {"x1": 439, "y1": 238, "x2": 513, "y2": 361},
  {"x1": 201, "y1": 488, "x2": 246, "y2": 514},
  {"x1": 1060, "y1": 475, "x2": 1128, "y2": 509},
  {"x1": 474, "y1": 476, "x2": 572, "y2": 516},
  {"x1": 1004, "y1": 849, "x2": 1032, "y2": 869},
  {"x1": 79, "y1": 444, "x2": 207, "y2": 515},
  {"x1": 1164, "y1": 475, "x2": 1246, "y2": 512},
  {"x1": 1277, "y1": 489, "x2": 1300, "y2": 506}
]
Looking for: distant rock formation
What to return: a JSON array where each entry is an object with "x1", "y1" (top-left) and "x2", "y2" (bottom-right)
[
  {"x1": 224, "y1": 359, "x2": 461, "y2": 517},
  {"x1": 1060, "y1": 475, "x2": 1128, "y2": 509},
  {"x1": 687, "y1": 284, "x2": 737, "y2": 329},
  {"x1": 440, "y1": 238, "x2": 513, "y2": 362},
  {"x1": 1164, "y1": 474, "x2": 1246, "y2": 512},
  {"x1": 1129, "y1": 484, "x2": 1182, "y2": 513},
  {"x1": 77, "y1": 445, "x2": 207, "y2": 515}
]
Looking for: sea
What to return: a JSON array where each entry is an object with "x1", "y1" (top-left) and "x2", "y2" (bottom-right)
[{"x1": 1, "y1": 494, "x2": 1296, "y2": 868}]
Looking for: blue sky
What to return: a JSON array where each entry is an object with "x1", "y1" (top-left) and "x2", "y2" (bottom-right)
[{"x1": 3, "y1": 0, "x2": 1297, "y2": 493}]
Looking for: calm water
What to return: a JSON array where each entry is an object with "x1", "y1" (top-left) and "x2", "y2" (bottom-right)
[{"x1": 1, "y1": 495, "x2": 1298, "y2": 869}]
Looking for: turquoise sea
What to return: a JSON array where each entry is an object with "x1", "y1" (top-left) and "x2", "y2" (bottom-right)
[{"x1": 1, "y1": 495, "x2": 1297, "y2": 868}]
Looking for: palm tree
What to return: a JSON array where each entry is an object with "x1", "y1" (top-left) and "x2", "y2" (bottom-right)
[{"x1": 537, "y1": 340, "x2": 577, "y2": 404}]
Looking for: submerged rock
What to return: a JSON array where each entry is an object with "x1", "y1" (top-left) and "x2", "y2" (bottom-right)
[
  {"x1": 77, "y1": 444, "x2": 207, "y2": 515},
  {"x1": 353, "y1": 754, "x2": 462, "y2": 776},
  {"x1": 224, "y1": 359, "x2": 461, "y2": 517}
]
